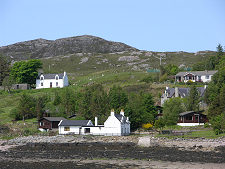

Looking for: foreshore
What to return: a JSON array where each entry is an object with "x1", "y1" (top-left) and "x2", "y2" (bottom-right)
[{"x1": 1, "y1": 135, "x2": 225, "y2": 168}]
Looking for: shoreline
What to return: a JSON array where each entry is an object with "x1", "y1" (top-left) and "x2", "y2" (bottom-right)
[{"x1": 1, "y1": 136, "x2": 225, "y2": 168}]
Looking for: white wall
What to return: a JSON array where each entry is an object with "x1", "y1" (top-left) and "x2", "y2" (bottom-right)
[
  {"x1": 59, "y1": 126, "x2": 81, "y2": 134},
  {"x1": 177, "y1": 123, "x2": 205, "y2": 126},
  {"x1": 36, "y1": 74, "x2": 69, "y2": 89}
]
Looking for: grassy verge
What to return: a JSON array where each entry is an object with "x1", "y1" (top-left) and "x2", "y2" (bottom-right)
[{"x1": 157, "y1": 129, "x2": 225, "y2": 139}]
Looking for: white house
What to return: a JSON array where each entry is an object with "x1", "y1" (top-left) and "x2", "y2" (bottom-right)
[
  {"x1": 58, "y1": 109, "x2": 130, "y2": 136},
  {"x1": 175, "y1": 70, "x2": 217, "y2": 83},
  {"x1": 36, "y1": 72, "x2": 69, "y2": 89}
]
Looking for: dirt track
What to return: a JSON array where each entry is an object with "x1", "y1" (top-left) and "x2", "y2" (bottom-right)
[{"x1": 1, "y1": 142, "x2": 225, "y2": 168}]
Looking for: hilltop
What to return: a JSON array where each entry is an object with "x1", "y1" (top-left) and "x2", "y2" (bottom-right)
[
  {"x1": 0, "y1": 35, "x2": 137, "y2": 60},
  {"x1": 0, "y1": 35, "x2": 216, "y2": 74}
]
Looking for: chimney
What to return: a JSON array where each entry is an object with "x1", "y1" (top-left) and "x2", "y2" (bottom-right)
[
  {"x1": 120, "y1": 109, "x2": 124, "y2": 116},
  {"x1": 111, "y1": 109, "x2": 115, "y2": 116},
  {"x1": 175, "y1": 87, "x2": 179, "y2": 97},
  {"x1": 126, "y1": 117, "x2": 129, "y2": 122},
  {"x1": 64, "y1": 71, "x2": 66, "y2": 76},
  {"x1": 204, "y1": 85, "x2": 207, "y2": 89},
  {"x1": 95, "y1": 117, "x2": 98, "y2": 126},
  {"x1": 166, "y1": 86, "x2": 169, "y2": 90}
]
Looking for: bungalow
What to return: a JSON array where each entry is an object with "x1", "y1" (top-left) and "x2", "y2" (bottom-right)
[
  {"x1": 38, "y1": 117, "x2": 66, "y2": 131},
  {"x1": 177, "y1": 111, "x2": 208, "y2": 126},
  {"x1": 59, "y1": 109, "x2": 130, "y2": 136},
  {"x1": 175, "y1": 70, "x2": 217, "y2": 83},
  {"x1": 36, "y1": 72, "x2": 69, "y2": 89}
]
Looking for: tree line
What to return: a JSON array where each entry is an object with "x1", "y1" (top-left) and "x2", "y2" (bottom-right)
[{"x1": 11, "y1": 85, "x2": 158, "y2": 130}]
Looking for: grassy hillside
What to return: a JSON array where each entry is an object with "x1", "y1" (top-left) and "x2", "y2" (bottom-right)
[{"x1": 40, "y1": 51, "x2": 214, "y2": 75}]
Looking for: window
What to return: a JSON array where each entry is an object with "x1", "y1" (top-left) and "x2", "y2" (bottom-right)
[
  {"x1": 185, "y1": 116, "x2": 192, "y2": 121},
  {"x1": 64, "y1": 127, "x2": 70, "y2": 131},
  {"x1": 56, "y1": 82, "x2": 58, "y2": 86},
  {"x1": 40, "y1": 122, "x2": 44, "y2": 126},
  {"x1": 206, "y1": 75, "x2": 209, "y2": 79},
  {"x1": 41, "y1": 82, "x2": 43, "y2": 86},
  {"x1": 40, "y1": 77, "x2": 44, "y2": 80},
  {"x1": 56, "y1": 76, "x2": 58, "y2": 80},
  {"x1": 198, "y1": 76, "x2": 201, "y2": 80},
  {"x1": 84, "y1": 128, "x2": 90, "y2": 133}
]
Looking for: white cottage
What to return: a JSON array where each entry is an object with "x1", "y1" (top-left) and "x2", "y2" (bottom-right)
[
  {"x1": 58, "y1": 110, "x2": 130, "y2": 136},
  {"x1": 36, "y1": 72, "x2": 69, "y2": 89}
]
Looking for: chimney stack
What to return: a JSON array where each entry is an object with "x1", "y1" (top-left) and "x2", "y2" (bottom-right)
[
  {"x1": 120, "y1": 109, "x2": 124, "y2": 116},
  {"x1": 110, "y1": 109, "x2": 115, "y2": 116},
  {"x1": 95, "y1": 117, "x2": 98, "y2": 126},
  {"x1": 64, "y1": 71, "x2": 66, "y2": 76},
  {"x1": 175, "y1": 87, "x2": 179, "y2": 97}
]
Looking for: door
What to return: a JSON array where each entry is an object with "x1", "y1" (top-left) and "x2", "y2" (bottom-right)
[{"x1": 50, "y1": 82, "x2": 52, "y2": 88}]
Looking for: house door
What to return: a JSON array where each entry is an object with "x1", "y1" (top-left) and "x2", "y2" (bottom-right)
[{"x1": 50, "y1": 82, "x2": 52, "y2": 88}]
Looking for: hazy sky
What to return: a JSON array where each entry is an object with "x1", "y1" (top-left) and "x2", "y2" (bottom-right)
[{"x1": 1, "y1": 0, "x2": 225, "y2": 52}]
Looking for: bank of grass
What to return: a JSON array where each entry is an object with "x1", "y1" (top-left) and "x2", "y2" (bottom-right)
[{"x1": 157, "y1": 129, "x2": 225, "y2": 139}]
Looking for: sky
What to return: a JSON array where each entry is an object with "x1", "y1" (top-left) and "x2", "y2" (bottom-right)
[{"x1": 1, "y1": 0, "x2": 225, "y2": 52}]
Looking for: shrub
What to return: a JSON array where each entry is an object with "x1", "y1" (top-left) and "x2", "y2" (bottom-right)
[
  {"x1": 10, "y1": 108, "x2": 22, "y2": 120},
  {"x1": 154, "y1": 118, "x2": 165, "y2": 130},
  {"x1": 142, "y1": 123, "x2": 153, "y2": 130},
  {"x1": 204, "y1": 122, "x2": 210, "y2": 128}
]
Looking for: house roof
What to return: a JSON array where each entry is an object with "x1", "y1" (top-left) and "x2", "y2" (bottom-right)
[
  {"x1": 164, "y1": 87, "x2": 205, "y2": 98},
  {"x1": 41, "y1": 117, "x2": 66, "y2": 122},
  {"x1": 175, "y1": 70, "x2": 217, "y2": 77},
  {"x1": 37, "y1": 73, "x2": 64, "y2": 80},
  {"x1": 115, "y1": 114, "x2": 128, "y2": 124},
  {"x1": 59, "y1": 120, "x2": 91, "y2": 126},
  {"x1": 179, "y1": 111, "x2": 205, "y2": 116}
]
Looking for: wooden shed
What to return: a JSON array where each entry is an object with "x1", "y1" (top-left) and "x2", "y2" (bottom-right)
[
  {"x1": 177, "y1": 111, "x2": 208, "y2": 126},
  {"x1": 38, "y1": 117, "x2": 66, "y2": 131}
]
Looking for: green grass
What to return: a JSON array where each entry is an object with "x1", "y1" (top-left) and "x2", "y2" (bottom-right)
[{"x1": 157, "y1": 129, "x2": 225, "y2": 139}]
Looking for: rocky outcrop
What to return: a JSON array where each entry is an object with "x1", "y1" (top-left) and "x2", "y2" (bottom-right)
[{"x1": 0, "y1": 35, "x2": 137, "y2": 61}]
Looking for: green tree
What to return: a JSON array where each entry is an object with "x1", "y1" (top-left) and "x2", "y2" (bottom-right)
[
  {"x1": 2, "y1": 76, "x2": 14, "y2": 93},
  {"x1": 216, "y1": 43, "x2": 224, "y2": 59},
  {"x1": 163, "y1": 97, "x2": 184, "y2": 126},
  {"x1": 185, "y1": 85, "x2": 200, "y2": 112},
  {"x1": 17, "y1": 93, "x2": 36, "y2": 121},
  {"x1": 10, "y1": 59, "x2": 42, "y2": 85},
  {"x1": 35, "y1": 95, "x2": 49, "y2": 120},
  {"x1": 126, "y1": 92, "x2": 157, "y2": 130},
  {"x1": 108, "y1": 86, "x2": 128, "y2": 112},
  {"x1": 80, "y1": 84, "x2": 109, "y2": 123},
  {"x1": 0, "y1": 54, "x2": 10, "y2": 86}
]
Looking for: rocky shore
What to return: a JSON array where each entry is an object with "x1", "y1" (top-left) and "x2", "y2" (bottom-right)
[{"x1": 1, "y1": 135, "x2": 225, "y2": 168}]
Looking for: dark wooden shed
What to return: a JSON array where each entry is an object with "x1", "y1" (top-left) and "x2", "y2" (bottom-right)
[
  {"x1": 178, "y1": 111, "x2": 208, "y2": 124},
  {"x1": 38, "y1": 117, "x2": 66, "y2": 131}
]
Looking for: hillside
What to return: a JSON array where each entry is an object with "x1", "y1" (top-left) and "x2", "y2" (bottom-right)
[
  {"x1": 0, "y1": 35, "x2": 216, "y2": 74},
  {"x1": 0, "y1": 35, "x2": 137, "y2": 60}
]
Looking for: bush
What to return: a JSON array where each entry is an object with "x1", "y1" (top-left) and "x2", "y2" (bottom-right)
[
  {"x1": 154, "y1": 118, "x2": 165, "y2": 130},
  {"x1": 142, "y1": 123, "x2": 153, "y2": 130},
  {"x1": 10, "y1": 108, "x2": 22, "y2": 120},
  {"x1": 204, "y1": 122, "x2": 210, "y2": 128}
]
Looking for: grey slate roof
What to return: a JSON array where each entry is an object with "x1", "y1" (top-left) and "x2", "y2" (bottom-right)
[
  {"x1": 179, "y1": 111, "x2": 205, "y2": 116},
  {"x1": 37, "y1": 73, "x2": 64, "y2": 80},
  {"x1": 179, "y1": 111, "x2": 195, "y2": 116},
  {"x1": 164, "y1": 87, "x2": 205, "y2": 98},
  {"x1": 115, "y1": 114, "x2": 128, "y2": 124},
  {"x1": 175, "y1": 70, "x2": 217, "y2": 77},
  {"x1": 59, "y1": 120, "x2": 91, "y2": 126},
  {"x1": 42, "y1": 117, "x2": 66, "y2": 122}
]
